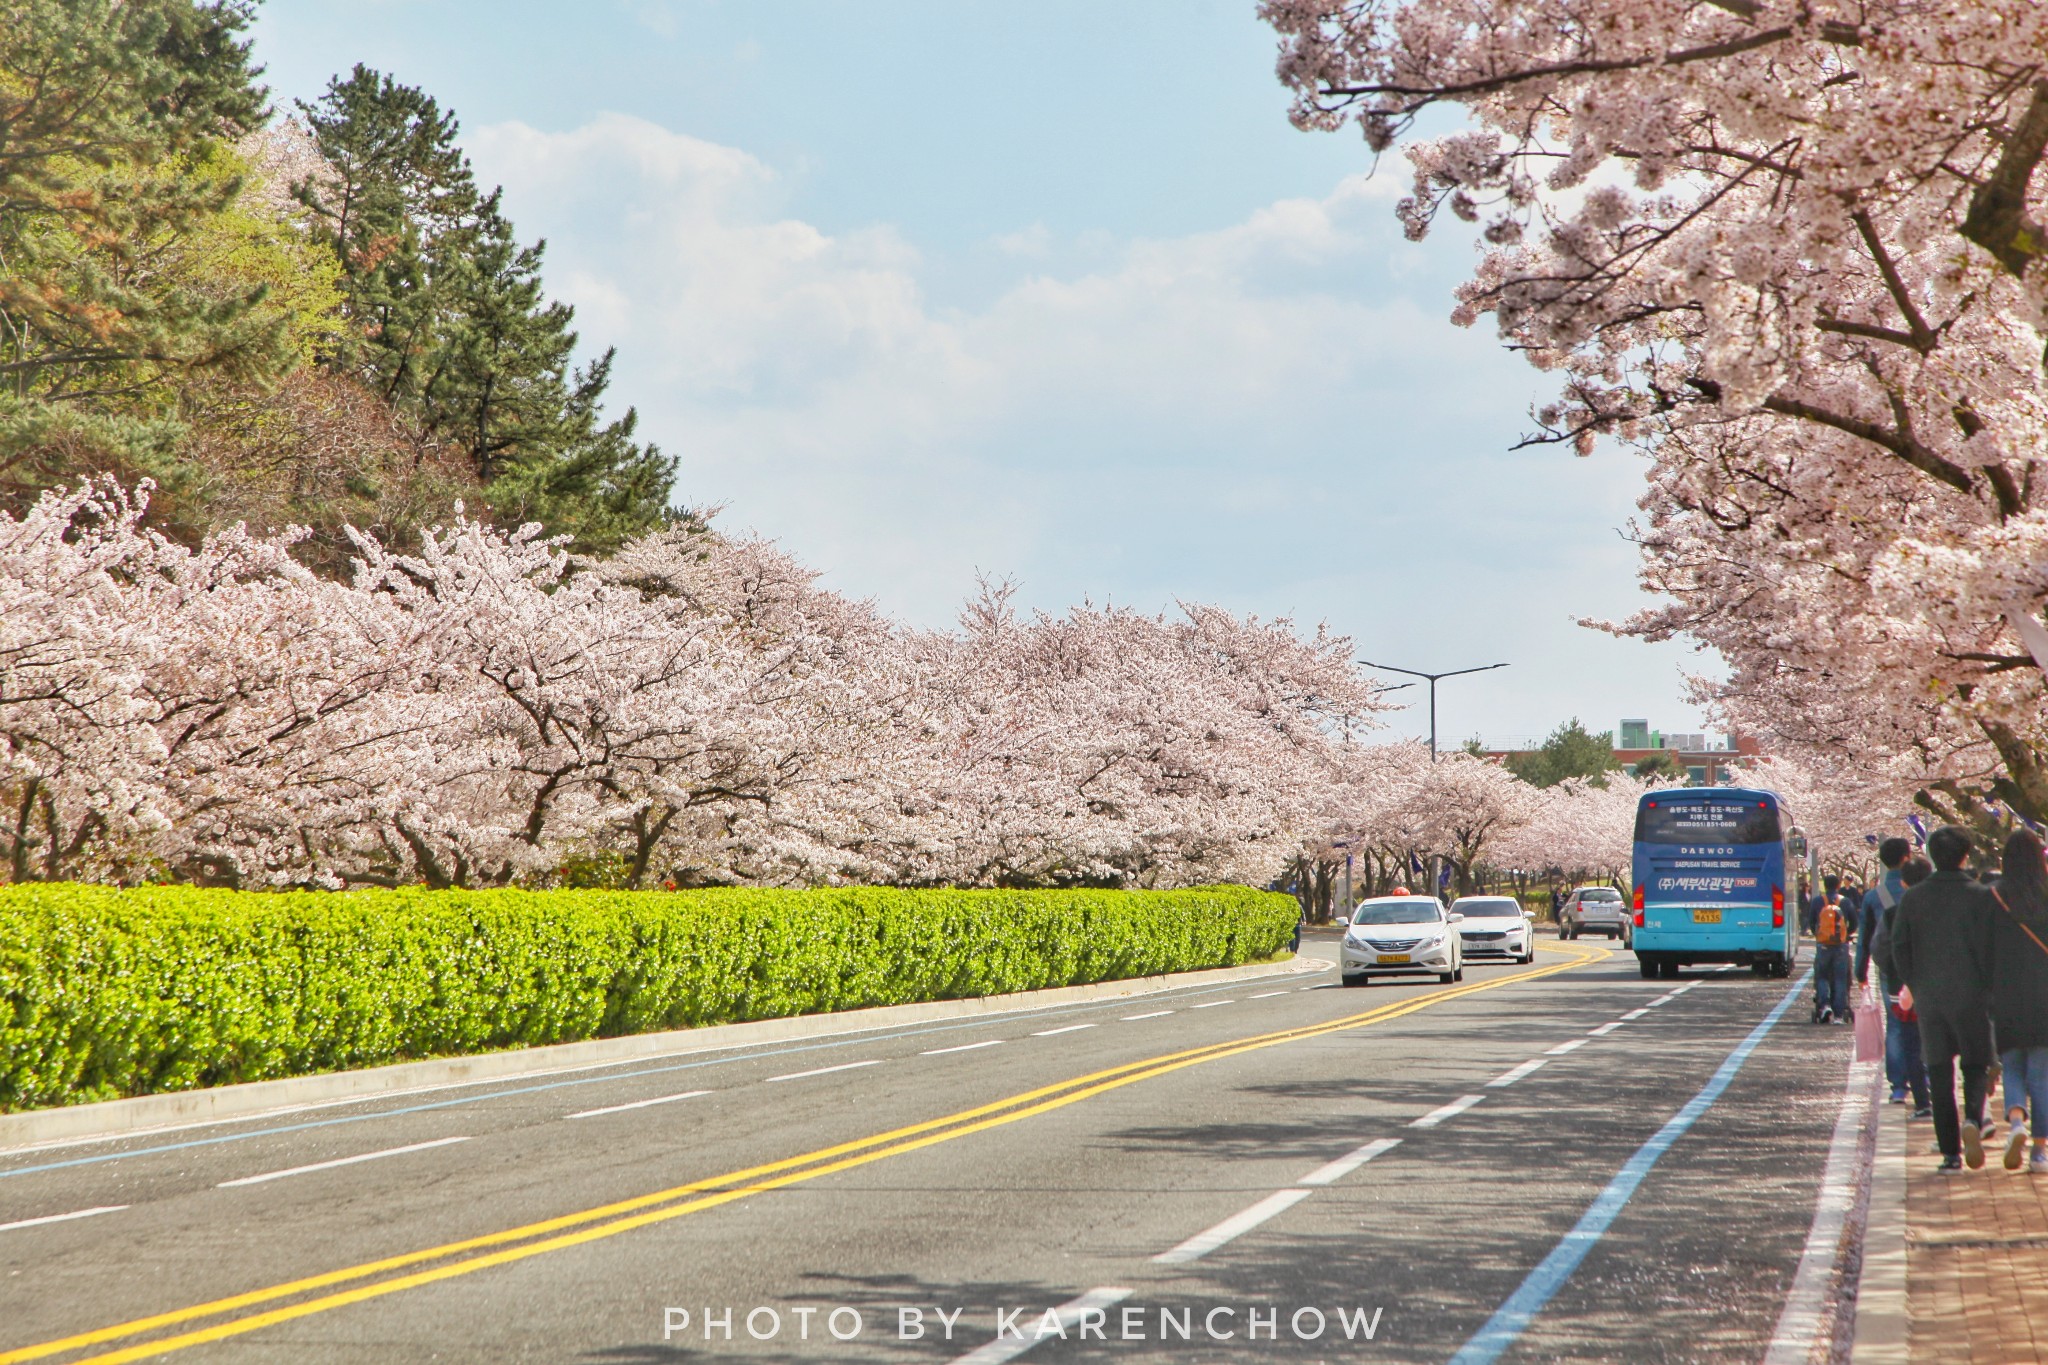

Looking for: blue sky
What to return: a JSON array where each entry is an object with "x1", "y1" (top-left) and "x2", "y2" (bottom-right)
[{"x1": 248, "y1": 0, "x2": 1719, "y2": 748}]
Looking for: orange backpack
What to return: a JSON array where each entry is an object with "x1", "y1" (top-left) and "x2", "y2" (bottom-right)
[{"x1": 1816, "y1": 901, "x2": 1852, "y2": 947}]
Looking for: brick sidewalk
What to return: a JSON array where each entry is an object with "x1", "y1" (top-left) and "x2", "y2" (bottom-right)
[{"x1": 1905, "y1": 1110, "x2": 2048, "y2": 1362}]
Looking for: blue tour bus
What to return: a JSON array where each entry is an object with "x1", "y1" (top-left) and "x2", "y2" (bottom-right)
[{"x1": 1630, "y1": 787, "x2": 1800, "y2": 980}]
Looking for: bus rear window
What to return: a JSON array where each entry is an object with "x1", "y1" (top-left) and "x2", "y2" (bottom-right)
[{"x1": 1635, "y1": 801, "x2": 1782, "y2": 846}]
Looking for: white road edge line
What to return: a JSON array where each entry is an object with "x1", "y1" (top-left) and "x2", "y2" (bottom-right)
[
  {"x1": 764, "y1": 1060, "x2": 883, "y2": 1084},
  {"x1": 1545, "y1": 1039, "x2": 1590, "y2": 1056},
  {"x1": 1762, "y1": 1058, "x2": 1883, "y2": 1364},
  {"x1": 566, "y1": 1090, "x2": 711, "y2": 1120},
  {"x1": 922, "y1": 1040, "x2": 1005, "y2": 1056},
  {"x1": 218, "y1": 1135, "x2": 470, "y2": 1188},
  {"x1": 1587, "y1": 1021, "x2": 1625, "y2": 1036},
  {"x1": 1298, "y1": 1137, "x2": 1401, "y2": 1187},
  {"x1": 1121, "y1": 1011, "x2": 1174, "y2": 1021},
  {"x1": 949, "y1": 1287, "x2": 1135, "y2": 1364},
  {"x1": 0, "y1": 1204, "x2": 128, "y2": 1233},
  {"x1": 1411, "y1": 1094, "x2": 1486, "y2": 1129},
  {"x1": 1487, "y1": 1059, "x2": 1548, "y2": 1089},
  {"x1": 1031, "y1": 1024, "x2": 1096, "y2": 1038},
  {"x1": 1154, "y1": 1189, "x2": 1313, "y2": 1264}
]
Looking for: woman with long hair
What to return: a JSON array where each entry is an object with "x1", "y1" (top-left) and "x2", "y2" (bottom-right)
[{"x1": 1992, "y1": 829, "x2": 2048, "y2": 1171}]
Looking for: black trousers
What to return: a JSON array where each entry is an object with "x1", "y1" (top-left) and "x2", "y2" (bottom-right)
[{"x1": 1920, "y1": 1008, "x2": 1994, "y2": 1159}]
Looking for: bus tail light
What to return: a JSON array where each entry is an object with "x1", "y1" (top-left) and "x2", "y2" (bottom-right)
[
  {"x1": 1632, "y1": 883, "x2": 1645, "y2": 926},
  {"x1": 1772, "y1": 884, "x2": 1785, "y2": 928}
]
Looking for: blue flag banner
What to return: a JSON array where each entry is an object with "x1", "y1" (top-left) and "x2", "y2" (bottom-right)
[{"x1": 1905, "y1": 814, "x2": 1928, "y2": 848}]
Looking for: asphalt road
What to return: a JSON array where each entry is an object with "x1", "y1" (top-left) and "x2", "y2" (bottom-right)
[{"x1": 0, "y1": 930, "x2": 1857, "y2": 1364}]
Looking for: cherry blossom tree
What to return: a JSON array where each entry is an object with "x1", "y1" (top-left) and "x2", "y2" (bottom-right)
[
  {"x1": 1263, "y1": 1, "x2": 2048, "y2": 815},
  {"x1": 0, "y1": 481, "x2": 1396, "y2": 891}
]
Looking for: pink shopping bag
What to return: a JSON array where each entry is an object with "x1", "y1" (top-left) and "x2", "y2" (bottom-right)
[{"x1": 1854, "y1": 986, "x2": 1883, "y2": 1062}]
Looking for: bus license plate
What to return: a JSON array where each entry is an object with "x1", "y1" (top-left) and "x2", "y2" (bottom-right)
[
  {"x1": 1692, "y1": 909, "x2": 1722, "y2": 924},
  {"x1": 1377, "y1": 954, "x2": 1411, "y2": 965}
]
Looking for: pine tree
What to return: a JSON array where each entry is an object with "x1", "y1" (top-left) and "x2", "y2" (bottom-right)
[
  {"x1": 296, "y1": 67, "x2": 675, "y2": 552},
  {"x1": 0, "y1": 0, "x2": 286, "y2": 508}
]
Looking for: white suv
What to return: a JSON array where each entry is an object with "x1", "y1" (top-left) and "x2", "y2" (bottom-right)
[
  {"x1": 1450, "y1": 896, "x2": 1537, "y2": 963},
  {"x1": 1340, "y1": 895, "x2": 1465, "y2": 985}
]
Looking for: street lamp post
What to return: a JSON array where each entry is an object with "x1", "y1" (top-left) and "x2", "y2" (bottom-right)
[{"x1": 1358, "y1": 660, "x2": 1510, "y2": 761}]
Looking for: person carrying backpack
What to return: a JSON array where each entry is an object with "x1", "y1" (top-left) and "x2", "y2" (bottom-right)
[{"x1": 1812, "y1": 883, "x2": 1856, "y2": 1024}]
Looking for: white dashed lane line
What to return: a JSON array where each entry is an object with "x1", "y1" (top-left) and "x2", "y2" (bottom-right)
[
  {"x1": 217, "y1": 1136, "x2": 471, "y2": 1189},
  {"x1": 950, "y1": 1288, "x2": 1134, "y2": 1364},
  {"x1": 1189, "y1": 1000, "x2": 1234, "y2": 1010},
  {"x1": 1486, "y1": 1059, "x2": 1548, "y2": 1088},
  {"x1": 1620, "y1": 1008, "x2": 1650, "y2": 1021},
  {"x1": 764, "y1": 1060, "x2": 883, "y2": 1083},
  {"x1": 1588, "y1": 1021, "x2": 1625, "y2": 1036},
  {"x1": 1546, "y1": 1038, "x2": 1590, "y2": 1056},
  {"x1": 1297, "y1": 1137, "x2": 1401, "y2": 1187},
  {"x1": 1154, "y1": 1188, "x2": 1314, "y2": 1265},
  {"x1": 922, "y1": 1040, "x2": 1005, "y2": 1056},
  {"x1": 0, "y1": 1205, "x2": 127, "y2": 1233},
  {"x1": 567, "y1": 1090, "x2": 711, "y2": 1120},
  {"x1": 1411, "y1": 1095, "x2": 1486, "y2": 1129},
  {"x1": 1121, "y1": 1011, "x2": 1174, "y2": 1021},
  {"x1": 1249, "y1": 991, "x2": 1289, "y2": 999},
  {"x1": 1031, "y1": 1024, "x2": 1097, "y2": 1038}
]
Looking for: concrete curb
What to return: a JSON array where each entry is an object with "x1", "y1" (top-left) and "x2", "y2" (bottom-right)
[
  {"x1": 1851, "y1": 1092, "x2": 1909, "y2": 1363},
  {"x1": 0, "y1": 954, "x2": 1328, "y2": 1154}
]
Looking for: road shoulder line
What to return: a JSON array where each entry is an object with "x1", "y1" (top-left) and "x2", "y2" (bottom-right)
[
  {"x1": 1850, "y1": 1084, "x2": 1909, "y2": 1363},
  {"x1": 1763, "y1": 1056, "x2": 1882, "y2": 1364}
]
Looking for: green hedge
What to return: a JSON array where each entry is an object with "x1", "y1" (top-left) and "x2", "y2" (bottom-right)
[{"x1": 0, "y1": 884, "x2": 1295, "y2": 1111}]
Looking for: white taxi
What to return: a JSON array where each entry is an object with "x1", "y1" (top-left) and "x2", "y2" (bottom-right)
[{"x1": 1339, "y1": 894, "x2": 1465, "y2": 985}]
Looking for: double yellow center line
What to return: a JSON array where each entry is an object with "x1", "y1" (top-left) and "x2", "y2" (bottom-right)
[{"x1": 4, "y1": 942, "x2": 1608, "y2": 1364}]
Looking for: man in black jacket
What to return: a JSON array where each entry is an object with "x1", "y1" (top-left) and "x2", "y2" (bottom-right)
[{"x1": 1882, "y1": 826, "x2": 1998, "y2": 1171}]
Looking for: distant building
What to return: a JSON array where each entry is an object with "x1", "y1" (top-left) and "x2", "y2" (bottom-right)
[{"x1": 1479, "y1": 722, "x2": 1761, "y2": 785}]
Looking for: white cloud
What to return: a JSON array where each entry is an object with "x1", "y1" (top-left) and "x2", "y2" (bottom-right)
[{"x1": 465, "y1": 113, "x2": 1712, "y2": 740}]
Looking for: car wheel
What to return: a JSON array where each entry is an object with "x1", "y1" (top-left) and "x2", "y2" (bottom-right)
[
  {"x1": 1662, "y1": 960, "x2": 1681, "y2": 979},
  {"x1": 1454, "y1": 966, "x2": 1465, "y2": 981},
  {"x1": 1639, "y1": 955, "x2": 1658, "y2": 979}
]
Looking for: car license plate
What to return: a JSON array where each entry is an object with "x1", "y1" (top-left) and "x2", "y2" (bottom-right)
[
  {"x1": 1692, "y1": 909, "x2": 1722, "y2": 924},
  {"x1": 1377, "y1": 953, "x2": 1411, "y2": 965}
]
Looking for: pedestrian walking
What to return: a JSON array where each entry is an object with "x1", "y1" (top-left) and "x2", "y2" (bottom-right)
[
  {"x1": 1896, "y1": 856, "x2": 1935, "y2": 1117},
  {"x1": 1859, "y1": 839, "x2": 1930, "y2": 1112},
  {"x1": 1811, "y1": 881, "x2": 1856, "y2": 1024},
  {"x1": 1883, "y1": 826, "x2": 1998, "y2": 1172},
  {"x1": 1990, "y1": 829, "x2": 2048, "y2": 1173}
]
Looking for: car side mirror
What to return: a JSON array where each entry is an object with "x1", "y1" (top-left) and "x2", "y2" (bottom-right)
[
  {"x1": 1334, "y1": 913, "x2": 1350, "y2": 926},
  {"x1": 1448, "y1": 912, "x2": 1464, "y2": 923}
]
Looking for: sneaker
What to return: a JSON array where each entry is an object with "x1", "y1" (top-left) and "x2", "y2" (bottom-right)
[
  {"x1": 1963, "y1": 1121, "x2": 1986, "y2": 1169},
  {"x1": 1819, "y1": 1007, "x2": 1835, "y2": 1024},
  {"x1": 1912, "y1": 1105, "x2": 1933, "y2": 1120},
  {"x1": 2006, "y1": 1122, "x2": 2030, "y2": 1170},
  {"x1": 2032, "y1": 1150, "x2": 2048, "y2": 1175},
  {"x1": 1939, "y1": 1156, "x2": 1965, "y2": 1174},
  {"x1": 1890, "y1": 1089, "x2": 1909, "y2": 1105}
]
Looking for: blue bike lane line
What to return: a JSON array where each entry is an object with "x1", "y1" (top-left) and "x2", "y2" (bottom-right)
[{"x1": 1448, "y1": 972, "x2": 1811, "y2": 1365}]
